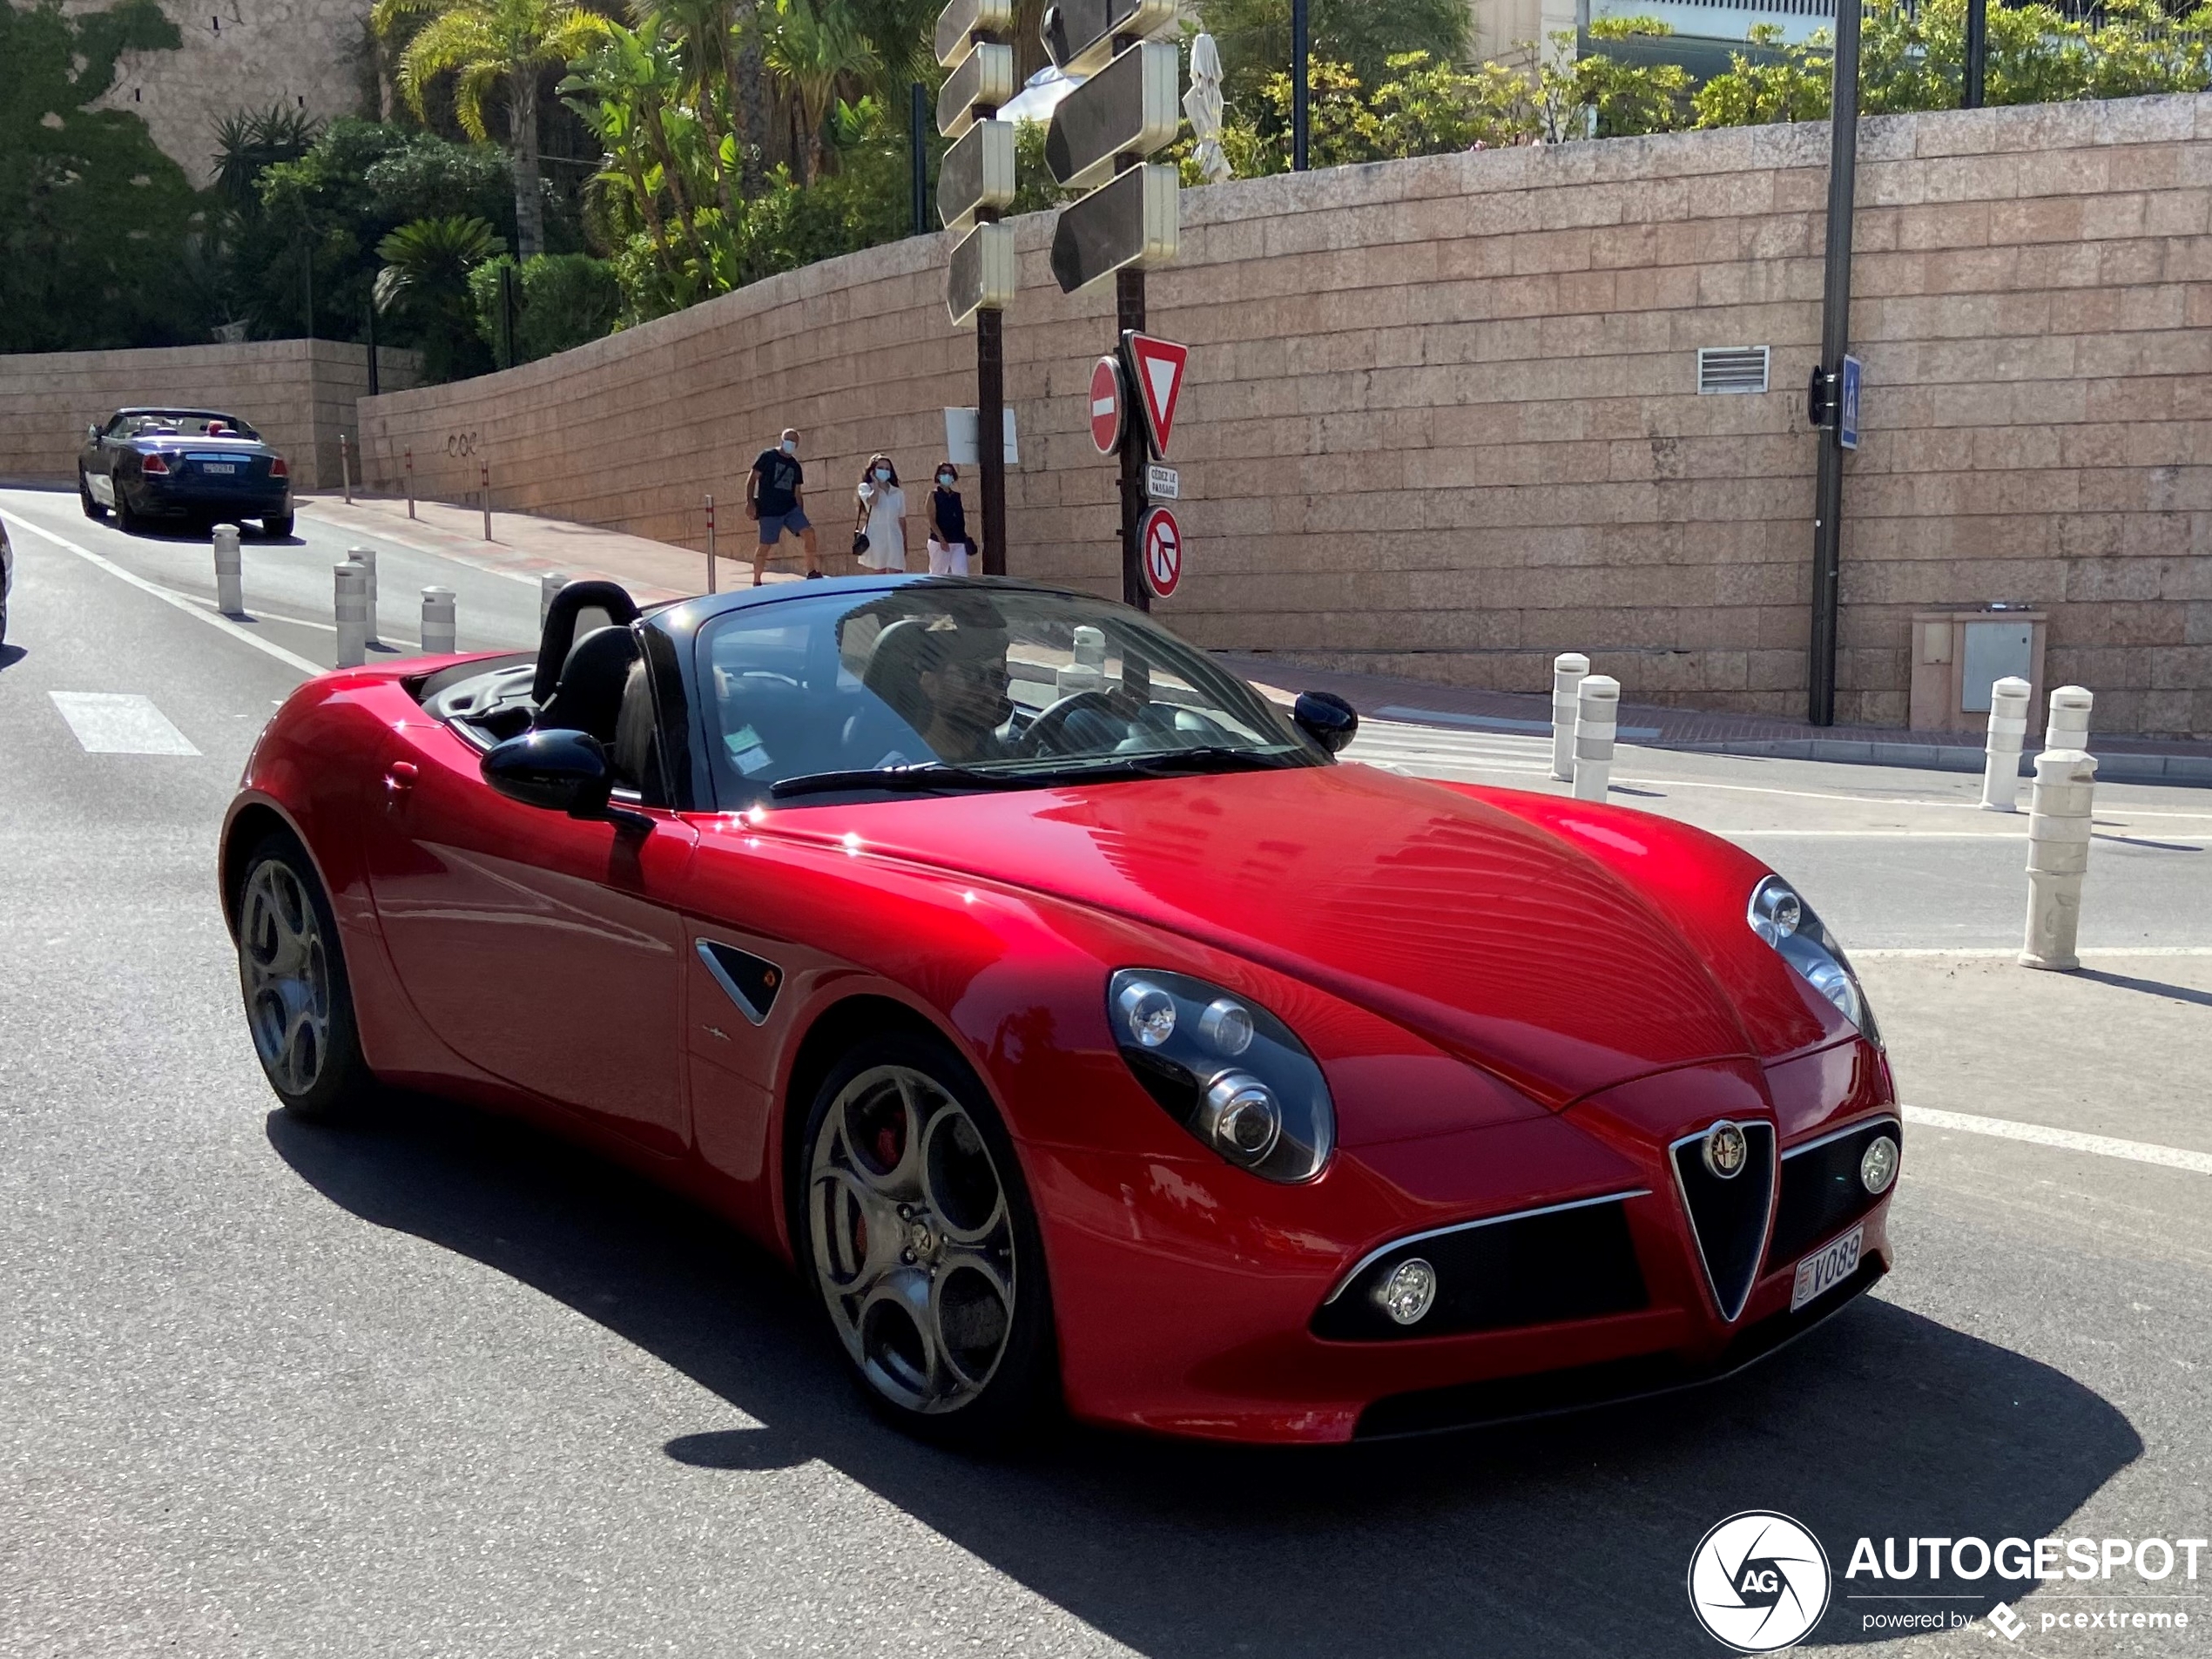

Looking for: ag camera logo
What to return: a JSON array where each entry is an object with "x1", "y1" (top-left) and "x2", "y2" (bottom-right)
[{"x1": 1689, "y1": 1511, "x2": 1833, "y2": 1652}]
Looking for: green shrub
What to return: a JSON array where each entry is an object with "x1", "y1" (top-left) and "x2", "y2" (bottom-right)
[{"x1": 469, "y1": 251, "x2": 623, "y2": 362}]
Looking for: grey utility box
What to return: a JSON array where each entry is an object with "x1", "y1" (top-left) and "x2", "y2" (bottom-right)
[{"x1": 1909, "y1": 606, "x2": 2047, "y2": 732}]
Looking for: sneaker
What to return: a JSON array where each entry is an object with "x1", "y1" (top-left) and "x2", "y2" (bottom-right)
[{"x1": 805, "y1": 570, "x2": 824, "y2": 579}]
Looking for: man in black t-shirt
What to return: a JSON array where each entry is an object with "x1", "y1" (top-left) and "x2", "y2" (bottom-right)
[{"x1": 746, "y1": 427, "x2": 822, "y2": 583}]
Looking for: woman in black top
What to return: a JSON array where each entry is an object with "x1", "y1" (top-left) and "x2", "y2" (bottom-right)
[{"x1": 925, "y1": 461, "x2": 974, "y2": 576}]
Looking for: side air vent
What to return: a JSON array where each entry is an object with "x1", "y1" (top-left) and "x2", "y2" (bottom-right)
[
  {"x1": 697, "y1": 939, "x2": 783, "y2": 1025},
  {"x1": 1671, "y1": 1121, "x2": 1777, "y2": 1322},
  {"x1": 1697, "y1": 346, "x2": 1770, "y2": 395}
]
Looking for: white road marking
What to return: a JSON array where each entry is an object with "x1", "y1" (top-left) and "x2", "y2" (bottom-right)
[
  {"x1": 1, "y1": 509, "x2": 323, "y2": 678},
  {"x1": 1904, "y1": 1105, "x2": 2212, "y2": 1177},
  {"x1": 48, "y1": 691, "x2": 199, "y2": 755}
]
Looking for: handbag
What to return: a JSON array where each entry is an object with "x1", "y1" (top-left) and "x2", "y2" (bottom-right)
[{"x1": 851, "y1": 530, "x2": 870, "y2": 556}]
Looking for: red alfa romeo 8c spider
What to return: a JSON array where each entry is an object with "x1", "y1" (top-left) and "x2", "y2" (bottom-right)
[{"x1": 221, "y1": 577, "x2": 1900, "y2": 1446}]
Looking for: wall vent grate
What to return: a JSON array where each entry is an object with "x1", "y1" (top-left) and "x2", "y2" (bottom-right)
[{"x1": 1697, "y1": 346, "x2": 1770, "y2": 394}]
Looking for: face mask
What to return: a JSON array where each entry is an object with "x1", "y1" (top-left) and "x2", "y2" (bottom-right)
[
  {"x1": 873, "y1": 467, "x2": 891, "y2": 482},
  {"x1": 781, "y1": 439, "x2": 797, "y2": 455},
  {"x1": 937, "y1": 473, "x2": 954, "y2": 487}
]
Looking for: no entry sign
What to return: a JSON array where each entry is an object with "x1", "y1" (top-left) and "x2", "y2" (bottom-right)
[
  {"x1": 1089, "y1": 355, "x2": 1124, "y2": 455},
  {"x1": 1140, "y1": 505, "x2": 1181, "y2": 599}
]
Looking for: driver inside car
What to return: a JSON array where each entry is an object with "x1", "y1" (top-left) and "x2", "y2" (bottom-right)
[{"x1": 865, "y1": 614, "x2": 1019, "y2": 764}]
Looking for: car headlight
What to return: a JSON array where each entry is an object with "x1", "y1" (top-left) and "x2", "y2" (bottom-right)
[
  {"x1": 1748, "y1": 874, "x2": 1880, "y2": 1046},
  {"x1": 1106, "y1": 968, "x2": 1334, "y2": 1182}
]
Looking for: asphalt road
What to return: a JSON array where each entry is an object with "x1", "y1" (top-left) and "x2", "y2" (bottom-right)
[{"x1": 2, "y1": 491, "x2": 2207, "y2": 1658}]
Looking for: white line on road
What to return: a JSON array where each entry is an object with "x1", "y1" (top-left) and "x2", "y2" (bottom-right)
[
  {"x1": 48, "y1": 691, "x2": 199, "y2": 755},
  {"x1": 1903, "y1": 1105, "x2": 2212, "y2": 1177},
  {"x1": 1858, "y1": 946, "x2": 2212, "y2": 958},
  {"x1": 1, "y1": 510, "x2": 322, "y2": 678}
]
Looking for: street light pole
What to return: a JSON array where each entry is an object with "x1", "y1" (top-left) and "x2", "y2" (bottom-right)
[
  {"x1": 1290, "y1": 0, "x2": 1310, "y2": 171},
  {"x1": 1808, "y1": 0, "x2": 1861, "y2": 726},
  {"x1": 910, "y1": 82, "x2": 929, "y2": 234}
]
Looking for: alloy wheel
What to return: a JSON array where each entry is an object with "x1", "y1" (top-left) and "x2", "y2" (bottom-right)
[
  {"x1": 808, "y1": 1064, "x2": 1017, "y2": 1415},
  {"x1": 239, "y1": 859, "x2": 331, "y2": 1097}
]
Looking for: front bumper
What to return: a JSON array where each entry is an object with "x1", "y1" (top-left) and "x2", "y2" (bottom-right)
[{"x1": 1034, "y1": 1045, "x2": 1897, "y2": 1443}]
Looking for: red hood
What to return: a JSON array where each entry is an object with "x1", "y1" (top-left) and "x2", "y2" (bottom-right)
[{"x1": 751, "y1": 764, "x2": 1756, "y2": 1107}]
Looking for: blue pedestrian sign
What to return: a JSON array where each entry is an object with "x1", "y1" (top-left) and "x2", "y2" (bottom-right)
[{"x1": 1838, "y1": 354, "x2": 1862, "y2": 450}]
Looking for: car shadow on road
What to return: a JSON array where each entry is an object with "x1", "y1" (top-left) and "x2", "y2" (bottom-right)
[{"x1": 269, "y1": 1093, "x2": 2141, "y2": 1659}]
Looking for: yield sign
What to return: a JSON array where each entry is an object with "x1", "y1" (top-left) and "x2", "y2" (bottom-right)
[
  {"x1": 1123, "y1": 332, "x2": 1189, "y2": 456},
  {"x1": 1140, "y1": 505, "x2": 1181, "y2": 599}
]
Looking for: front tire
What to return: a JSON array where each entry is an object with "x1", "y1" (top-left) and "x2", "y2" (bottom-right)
[
  {"x1": 235, "y1": 831, "x2": 376, "y2": 1119},
  {"x1": 797, "y1": 1032, "x2": 1057, "y2": 1446},
  {"x1": 262, "y1": 512, "x2": 294, "y2": 539},
  {"x1": 78, "y1": 471, "x2": 107, "y2": 519}
]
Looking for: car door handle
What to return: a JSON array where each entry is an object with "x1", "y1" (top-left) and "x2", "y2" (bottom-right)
[{"x1": 384, "y1": 762, "x2": 418, "y2": 798}]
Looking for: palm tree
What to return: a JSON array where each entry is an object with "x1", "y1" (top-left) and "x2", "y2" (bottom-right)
[
  {"x1": 562, "y1": 25, "x2": 715, "y2": 274},
  {"x1": 374, "y1": 214, "x2": 506, "y2": 379},
  {"x1": 210, "y1": 105, "x2": 320, "y2": 219},
  {"x1": 632, "y1": 0, "x2": 744, "y2": 217},
  {"x1": 370, "y1": 0, "x2": 612, "y2": 258},
  {"x1": 756, "y1": 0, "x2": 878, "y2": 184}
]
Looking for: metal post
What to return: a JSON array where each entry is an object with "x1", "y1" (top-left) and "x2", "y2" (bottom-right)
[
  {"x1": 977, "y1": 307, "x2": 1008, "y2": 577},
  {"x1": 705, "y1": 493, "x2": 718, "y2": 594},
  {"x1": 1963, "y1": 0, "x2": 1987, "y2": 108},
  {"x1": 404, "y1": 448, "x2": 415, "y2": 518},
  {"x1": 334, "y1": 560, "x2": 368, "y2": 667},
  {"x1": 480, "y1": 461, "x2": 492, "y2": 541},
  {"x1": 364, "y1": 304, "x2": 380, "y2": 397},
  {"x1": 1573, "y1": 674, "x2": 1621, "y2": 802},
  {"x1": 212, "y1": 523, "x2": 243, "y2": 616},
  {"x1": 420, "y1": 586, "x2": 457, "y2": 654},
  {"x1": 1550, "y1": 651, "x2": 1589, "y2": 781},
  {"x1": 1979, "y1": 675, "x2": 2031, "y2": 812},
  {"x1": 347, "y1": 543, "x2": 378, "y2": 644},
  {"x1": 910, "y1": 82, "x2": 930, "y2": 237},
  {"x1": 340, "y1": 432, "x2": 353, "y2": 504},
  {"x1": 1290, "y1": 0, "x2": 1310, "y2": 172},
  {"x1": 1116, "y1": 265, "x2": 1149, "y2": 611},
  {"x1": 1807, "y1": 0, "x2": 1861, "y2": 727},
  {"x1": 499, "y1": 261, "x2": 518, "y2": 368}
]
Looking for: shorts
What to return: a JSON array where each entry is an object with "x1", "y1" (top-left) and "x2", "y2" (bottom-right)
[
  {"x1": 927, "y1": 538, "x2": 971, "y2": 577},
  {"x1": 757, "y1": 506, "x2": 810, "y2": 545}
]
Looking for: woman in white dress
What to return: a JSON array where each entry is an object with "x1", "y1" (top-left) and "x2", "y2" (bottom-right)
[{"x1": 852, "y1": 454, "x2": 909, "y2": 574}]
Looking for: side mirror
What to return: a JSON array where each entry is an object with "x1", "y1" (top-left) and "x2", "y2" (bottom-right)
[
  {"x1": 87, "y1": 424, "x2": 101, "y2": 443},
  {"x1": 1293, "y1": 691, "x2": 1359, "y2": 755},
  {"x1": 482, "y1": 728, "x2": 613, "y2": 817}
]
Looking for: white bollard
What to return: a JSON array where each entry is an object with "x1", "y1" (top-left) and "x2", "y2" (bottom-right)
[
  {"x1": 2041, "y1": 684, "x2": 2093, "y2": 758},
  {"x1": 539, "y1": 571, "x2": 569, "y2": 629},
  {"x1": 1056, "y1": 624, "x2": 1108, "y2": 697},
  {"x1": 334, "y1": 560, "x2": 368, "y2": 668},
  {"x1": 420, "y1": 586, "x2": 456, "y2": 654},
  {"x1": 1979, "y1": 676, "x2": 2032, "y2": 812},
  {"x1": 212, "y1": 523, "x2": 243, "y2": 616},
  {"x1": 347, "y1": 544, "x2": 379, "y2": 644},
  {"x1": 1550, "y1": 651, "x2": 1590, "y2": 781},
  {"x1": 1572, "y1": 673, "x2": 1620, "y2": 802},
  {"x1": 2020, "y1": 748, "x2": 2096, "y2": 971}
]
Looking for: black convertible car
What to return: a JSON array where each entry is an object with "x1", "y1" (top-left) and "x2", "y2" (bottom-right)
[{"x1": 78, "y1": 408, "x2": 293, "y2": 537}]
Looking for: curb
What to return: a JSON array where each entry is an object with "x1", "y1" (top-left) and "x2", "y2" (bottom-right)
[{"x1": 1653, "y1": 736, "x2": 2212, "y2": 787}]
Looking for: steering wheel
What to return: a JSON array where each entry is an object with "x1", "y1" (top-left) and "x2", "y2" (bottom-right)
[{"x1": 1016, "y1": 689, "x2": 1142, "y2": 758}]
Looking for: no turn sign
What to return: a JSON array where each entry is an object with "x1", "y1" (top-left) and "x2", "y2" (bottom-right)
[
  {"x1": 1140, "y1": 506, "x2": 1181, "y2": 600},
  {"x1": 1089, "y1": 356, "x2": 1124, "y2": 455}
]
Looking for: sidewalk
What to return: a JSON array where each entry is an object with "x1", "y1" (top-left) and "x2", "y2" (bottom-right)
[
  {"x1": 294, "y1": 491, "x2": 787, "y2": 607},
  {"x1": 1216, "y1": 653, "x2": 2212, "y2": 787},
  {"x1": 302, "y1": 492, "x2": 2211, "y2": 787}
]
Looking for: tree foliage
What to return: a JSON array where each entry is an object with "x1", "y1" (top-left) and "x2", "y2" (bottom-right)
[
  {"x1": 1194, "y1": 0, "x2": 1470, "y2": 105},
  {"x1": 375, "y1": 213, "x2": 505, "y2": 379},
  {"x1": 0, "y1": 0, "x2": 211, "y2": 352}
]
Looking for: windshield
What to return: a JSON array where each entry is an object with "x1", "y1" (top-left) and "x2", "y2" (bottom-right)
[
  {"x1": 696, "y1": 583, "x2": 1323, "y2": 806},
  {"x1": 118, "y1": 412, "x2": 259, "y2": 440}
]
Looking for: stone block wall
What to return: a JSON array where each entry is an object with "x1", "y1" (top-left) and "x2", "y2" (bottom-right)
[
  {"x1": 0, "y1": 340, "x2": 420, "y2": 493},
  {"x1": 357, "y1": 93, "x2": 2212, "y2": 738}
]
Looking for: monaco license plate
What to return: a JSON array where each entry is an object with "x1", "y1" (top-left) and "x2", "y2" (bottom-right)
[
  {"x1": 200, "y1": 462, "x2": 237, "y2": 475},
  {"x1": 1791, "y1": 1223, "x2": 1864, "y2": 1312}
]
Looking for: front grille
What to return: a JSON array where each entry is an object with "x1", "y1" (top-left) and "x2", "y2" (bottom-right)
[
  {"x1": 1312, "y1": 1193, "x2": 1648, "y2": 1343},
  {"x1": 1671, "y1": 1121, "x2": 1777, "y2": 1323},
  {"x1": 1764, "y1": 1116, "x2": 1900, "y2": 1271}
]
